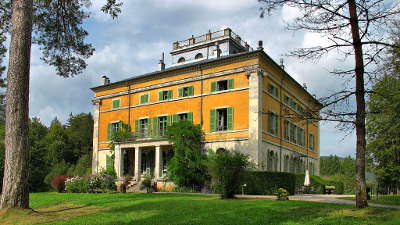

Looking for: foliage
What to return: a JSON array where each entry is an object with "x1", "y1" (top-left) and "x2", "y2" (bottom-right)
[
  {"x1": 241, "y1": 171, "x2": 296, "y2": 195},
  {"x1": 274, "y1": 188, "x2": 289, "y2": 200},
  {"x1": 88, "y1": 173, "x2": 116, "y2": 192},
  {"x1": 320, "y1": 155, "x2": 356, "y2": 194},
  {"x1": 140, "y1": 175, "x2": 153, "y2": 193},
  {"x1": 367, "y1": 75, "x2": 400, "y2": 193},
  {"x1": 50, "y1": 175, "x2": 72, "y2": 193},
  {"x1": 171, "y1": 186, "x2": 199, "y2": 193},
  {"x1": 65, "y1": 176, "x2": 89, "y2": 193},
  {"x1": 67, "y1": 154, "x2": 92, "y2": 177},
  {"x1": 44, "y1": 160, "x2": 71, "y2": 186},
  {"x1": 166, "y1": 120, "x2": 207, "y2": 188},
  {"x1": 207, "y1": 150, "x2": 250, "y2": 199}
]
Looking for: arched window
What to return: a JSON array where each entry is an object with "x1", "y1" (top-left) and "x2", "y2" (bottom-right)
[
  {"x1": 178, "y1": 57, "x2": 185, "y2": 63},
  {"x1": 268, "y1": 151, "x2": 274, "y2": 171},
  {"x1": 216, "y1": 148, "x2": 226, "y2": 153},
  {"x1": 195, "y1": 53, "x2": 203, "y2": 59}
]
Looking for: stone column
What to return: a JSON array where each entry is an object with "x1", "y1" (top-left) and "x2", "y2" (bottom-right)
[
  {"x1": 91, "y1": 98, "x2": 100, "y2": 174},
  {"x1": 154, "y1": 145, "x2": 163, "y2": 179},
  {"x1": 114, "y1": 145, "x2": 123, "y2": 179},
  {"x1": 134, "y1": 147, "x2": 142, "y2": 180},
  {"x1": 247, "y1": 69, "x2": 263, "y2": 167}
]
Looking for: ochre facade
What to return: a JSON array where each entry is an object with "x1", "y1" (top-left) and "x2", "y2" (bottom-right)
[{"x1": 91, "y1": 29, "x2": 322, "y2": 182}]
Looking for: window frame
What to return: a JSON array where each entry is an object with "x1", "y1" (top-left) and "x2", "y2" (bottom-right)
[
  {"x1": 138, "y1": 118, "x2": 149, "y2": 137},
  {"x1": 158, "y1": 115, "x2": 168, "y2": 136},
  {"x1": 159, "y1": 90, "x2": 172, "y2": 101},
  {"x1": 267, "y1": 110, "x2": 279, "y2": 135},
  {"x1": 111, "y1": 98, "x2": 121, "y2": 109},
  {"x1": 267, "y1": 83, "x2": 279, "y2": 98}
]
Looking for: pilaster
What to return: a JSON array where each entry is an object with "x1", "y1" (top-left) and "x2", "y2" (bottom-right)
[
  {"x1": 134, "y1": 147, "x2": 142, "y2": 180},
  {"x1": 92, "y1": 99, "x2": 100, "y2": 173},
  {"x1": 247, "y1": 69, "x2": 263, "y2": 166}
]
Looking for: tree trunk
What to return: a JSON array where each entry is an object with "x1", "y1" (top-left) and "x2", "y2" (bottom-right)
[
  {"x1": 348, "y1": 0, "x2": 368, "y2": 208},
  {"x1": 0, "y1": 0, "x2": 33, "y2": 209}
]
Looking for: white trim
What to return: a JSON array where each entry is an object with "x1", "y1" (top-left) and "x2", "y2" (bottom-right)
[
  {"x1": 205, "y1": 128, "x2": 247, "y2": 135},
  {"x1": 138, "y1": 116, "x2": 150, "y2": 120},
  {"x1": 157, "y1": 114, "x2": 169, "y2": 118}
]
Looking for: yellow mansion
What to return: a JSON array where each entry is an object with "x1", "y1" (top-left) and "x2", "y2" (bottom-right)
[{"x1": 91, "y1": 28, "x2": 322, "y2": 182}]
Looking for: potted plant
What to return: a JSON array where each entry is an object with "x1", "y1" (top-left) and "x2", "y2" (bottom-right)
[{"x1": 274, "y1": 188, "x2": 289, "y2": 201}]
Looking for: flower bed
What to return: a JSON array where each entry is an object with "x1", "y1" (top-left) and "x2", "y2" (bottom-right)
[{"x1": 65, "y1": 173, "x2": 116, "y2": 193}]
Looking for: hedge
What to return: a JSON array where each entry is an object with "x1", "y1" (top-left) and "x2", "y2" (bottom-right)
[
  {"x1": 239, "y1": 171, "x2": 344, "y2": 195},
  {"x1": 240, "y1": 171, "x2": 296, "y2": 195}
]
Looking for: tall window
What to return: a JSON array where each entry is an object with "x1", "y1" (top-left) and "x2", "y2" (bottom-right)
[
  {"x1": 179, "y1": 113, "x2": 188, "y2": 121},
  {"x1": 217, "y1": 108, "x2": 228, "y2": 131},
  {"x1": 297, "y1": 127, "x2": 305, "y2": 146},
  {"x1": 139, "y1": 118, "x2": 148, "y2": 137},
  {"x1": 284, "y1": 120, "x2": 290, "y2": 140},
  {"x1": 268, "y1": 111, "x2": 278, "y2": 135},
  {"x1": 158, "y1": 116, "x2": 168, "y2": 136},
  {"x1": 268, "y1": 83, "x2": 279, "y2": 98},
  {"x1": 139, "y1": 93, "x2": 149, "y2": 104},
  {"x1": 217, "y1": 80, "x2": 228, "y2": 91},
  {"x1": 309, "y1": 134, "x2": 315, "y2": 151},
  {"x1": 179, "y1": 86, "x2": 194, "y2": 98},
  {"x1": 159, "y1": 90, "x2": 172, "y2": 101}
]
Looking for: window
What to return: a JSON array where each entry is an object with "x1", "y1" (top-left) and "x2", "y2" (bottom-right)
[
  {"x1": 297, "y1": 127, "x2": 305, "y2": 146},
  {"x1": 112, "y1": 99, "x2": 120, "y2": 109},
  {"x1": 179, "y1": 113, "x2": 188, "y2": 121},
  {"x1": 158, "y1": 116, "x2": 168, "y2": 136},
  {"x1": 211, "y1": 79, "x2": 234, "y2": 92},
  {"x1": 195, "y1": 53, "x2": 203, "y2": 59},
  {"x1": 309, "y1": 134, "x2": 315, "y2": 151},
  {"x1": 284, "y1": 120, "x2": 290, "y2": 140},
  {"x1": 268, "y1": 111, "x2": 278, "y2": 135},
  {"x1": 178, "y1": 57, "x2": 185, "y2": 63},
  {"x1": 268, "y1": 83, "x2": 279, "y2": 98},
  {"x1": 159, "y1": 90, "x2": 172, "y2": 101},
  {"x1": 210, "y1": 107, "x2": 233, "y2": 132},
  {"x1": 290, "y1": 123, "x2": 296, "y2": 143},
  {"x1": 139, "y1": 93, "x2": 149, "y2": 104},
  {"x1": 283, "y1": 95, "x2": 290, "y2": 104},
  {"x1": 139, "y1": 118, "x2": 149, "y2": 137},
  {"x1": 179, "y1": 86, "x2": 194, "y2": 98},
  {"x1": 108, "y1": 121, "x2": 121, "y2": 140}
]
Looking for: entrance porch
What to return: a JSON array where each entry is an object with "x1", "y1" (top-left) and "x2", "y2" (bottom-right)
[{"x1": 114, "y1": 140, "x2": 174, "y2": 181}]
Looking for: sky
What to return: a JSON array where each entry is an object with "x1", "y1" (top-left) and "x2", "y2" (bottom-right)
[{"x1": 24, "y1": 0, "x2": 357, "y2": 157}]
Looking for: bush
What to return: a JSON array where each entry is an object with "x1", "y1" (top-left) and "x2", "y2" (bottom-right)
[
  {"x1": 207, "y1": 150, "x2": 250, "y2": 199},
  {"x1": 274, "y1": 188, "x2": 289, "y2": 200},
  {"x1": 88, "y1": 172, "x2": 116, "y2": 192},
  {"x1": 67, "y1": 154, "x2": 92, "y2": 176},
  {"x1": 65, "y1": 176, "x2": 89, "y2": 193},
  {"x1": 140, "y1": 175, "x2": 153, "y2": 193},
  {"x1": 241, "y1": 171, "x2": 296, "y2": 195},
  {"x1": 44, "y1": 161, "x2": 70, "y2": 186},
  {"x1": 50, "y1": 175, "x2": 72, "y2": 192}
]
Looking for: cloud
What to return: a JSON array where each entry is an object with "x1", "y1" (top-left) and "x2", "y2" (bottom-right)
[{"x1": 20, "y1": 0, "x2": 359, "y2": 156}]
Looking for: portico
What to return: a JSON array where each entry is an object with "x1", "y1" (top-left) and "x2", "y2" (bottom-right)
[{"x1": 114, "y1": 139, "x2": 174, "y2": 181}]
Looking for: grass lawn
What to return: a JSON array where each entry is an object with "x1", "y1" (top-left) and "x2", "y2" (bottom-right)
[
  {"x1": 340, "y1": 195, "x2": 400, "y2": 206},
  {"x1": 0, "y1": 192, "x2": 398, "y2": 225}
]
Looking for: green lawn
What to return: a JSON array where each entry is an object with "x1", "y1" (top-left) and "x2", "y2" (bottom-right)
[
  {"x1": 341, "y1": 195, "x2": 400, "y2": 206},
  {"x1": 0, "y1": 192, "x2": 399, "y2": 225}
]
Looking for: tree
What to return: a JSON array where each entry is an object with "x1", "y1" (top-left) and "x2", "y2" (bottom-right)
[
  {"x1": 366, "y1": 75, "x2": 400, "y2": 193},
  {"x1": 207, "y1": 150, "x2": 250, "y2": 199},
  {"x1": 165, "y1": 120, "x2": 207, "y2": 189},
  {"x1": 259, "y1": 0, "x2": 400, "y2": 208},
  {"x1": 0, "y1": 0, "x2": 122, "y2": 208}
]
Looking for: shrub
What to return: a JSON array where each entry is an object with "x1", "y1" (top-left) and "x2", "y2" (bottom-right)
[
  {"x1": 50, "y1": 175, "x2": 71, "y2": 192},
  {"x1": 65, "y1": 176, "x2": 89, "y2": 193},
  {"x1": 171, "y1": 186, "x2": 199, "y2": 193},
  {"x1": 207, "y1": 150, "x2": 250, "y2": 199},
  {"x1": 274, "y1": 188, "x2": 289, "y2": 200},
  {"x1": 241, "y1": 171, "x2": 296, "y2": 195},
  {"x1": 44, "y1": 161, "x2": 70, "y2": 186},
  {"x1": 140, "y1": 175, "x2": 153, "y2": 193}
]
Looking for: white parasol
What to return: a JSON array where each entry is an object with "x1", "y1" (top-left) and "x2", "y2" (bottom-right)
[{"x1": 304, "y1": 169, "x2": 311, "y2": 187}]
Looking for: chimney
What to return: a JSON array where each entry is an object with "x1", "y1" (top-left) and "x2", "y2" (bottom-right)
[
  {"x1": 257, "y1": 40, "x2": 263, "y2": 50},
  {"x1": 279, "y1": 58, "x2": 285, "y2": 70},
  {"x1": 159, "y1": 52, "x2": 165, "y2": 71},
  {"x1": 101, "y1": 75, "x2": 110, "y2": 85}
]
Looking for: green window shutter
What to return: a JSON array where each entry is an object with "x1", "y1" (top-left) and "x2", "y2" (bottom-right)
[
  {"x1": 118, "y1": 121, "x2": 122, "y2": 131},
  {"x1": 140, "y1": 94, "x2": 148, "y2": 104},
  {"x1": 228, "y1": 79, "x2": 234, "y2": 89},
  {"x1": 106, "y1": 155, "x2": 113, "y2": 170},
  {"x1": 168, "y1": 90, "x2": 173, "y2": 99},
  {"x1": 153, "y1": 117, "x2": 158, "y2": 136},
  {"x1": 227, "y1": 107, "x2": 233, "y2": 130},
  {"x1": 173, "y1": 114, "x2": 179, "y2": 123},
  {"x1": 188, "y1": 112, "x2": 193, "y2": 122},
  {"x1": 211, "y1": 82, "x2": 216, "y2": 92},
  {"x1": 135, "y1": 120, "x2": 139, "y2": 136},
  {"x1": 178, "y1": 88, "x2": 183, "y2": 97},
  {"x1": 210, "y1": 109, "x2": 216, "y2": 132},
  {"x1": 107, "y1": 123, "x2": 112, "y2": 141},
  {"x1": 158, "y1": 91, "x2": 163, "y2": 101},
  {"x1": 189, "y1": 86, "x2": 194, "y2": 96},
  {"x1": 112, "y1": 99, "x2": 120, "y2": 109}
]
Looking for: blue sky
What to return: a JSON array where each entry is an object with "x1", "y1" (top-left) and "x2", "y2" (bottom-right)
[{"x1": 24, "y1": 0, "x2": 356, "y2": 157}]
